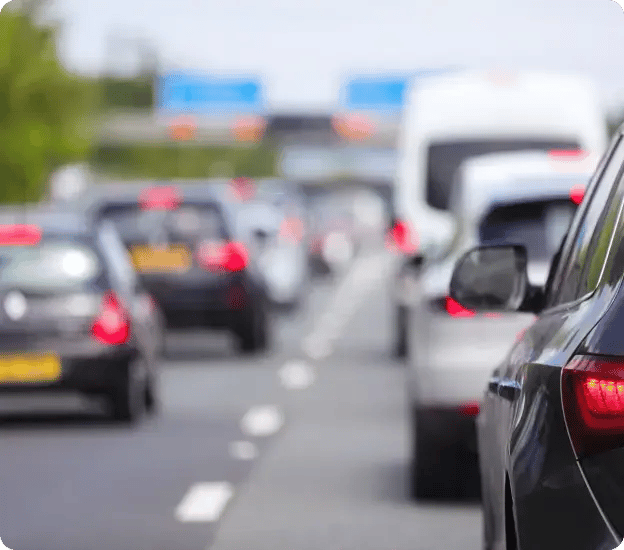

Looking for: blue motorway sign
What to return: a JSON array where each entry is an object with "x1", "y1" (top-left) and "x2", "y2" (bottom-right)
[
  {"x1": 342, "y1": 68, "x2": 460, "y2": 111},
  {"x1": 157, "y1": 73, "x2": 263, "y2": 114}
]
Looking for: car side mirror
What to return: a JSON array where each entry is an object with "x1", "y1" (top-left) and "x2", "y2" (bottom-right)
[{"x1": 450, "y1": 245, "x2": 538, "y2": 312}]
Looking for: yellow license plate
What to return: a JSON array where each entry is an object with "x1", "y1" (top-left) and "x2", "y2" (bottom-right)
[
  {"x1": 0, "y1": 353, "x2": 61, "y2": 383},
  {"x1": 131, "y1": 245, "x2": 192, "y2": 273}
]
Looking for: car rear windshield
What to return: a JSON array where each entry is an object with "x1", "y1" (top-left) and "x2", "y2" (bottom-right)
[
  {"x1": 0, "y1": 240, "x2": 102, "y2": 292},
  {"x1": 479, "y1": 199, "x2": 577, "y2": 262},
  {"x1": 426, "y1": 139, "x2": 580, "y2": 211},
  {"x1": 99, "y1": 203, "x2": 227, "y2": 244}
]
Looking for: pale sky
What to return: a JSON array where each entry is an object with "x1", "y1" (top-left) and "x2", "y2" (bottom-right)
[{"x1": 32, "y1": 0, "x2": 624, "y2": 112}]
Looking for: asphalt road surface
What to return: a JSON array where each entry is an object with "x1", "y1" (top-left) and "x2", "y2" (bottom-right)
[{"x1": 0, "y1": 248, "x2": 481, "y2": 550}]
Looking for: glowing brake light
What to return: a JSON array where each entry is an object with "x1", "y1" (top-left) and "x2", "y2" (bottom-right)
[
  {"x1": 548, "y1": 149, "x2": 588, "y2": 159},
  {"x1": 0, "y1": 225, "x2": 42, "y2": 246},
  {"x1": 458, "y1": 402, "x2": 480, "y2": 417},
  {"x1": 229, "y1": 177, "x2": 256, "y2": 201},
  {"x1": 385, "y1": 220, "x2": 419, "y2": 254},
  {"x1": 445, "y1": 296, "x2": 475, "y2": 318},
  {"x1": 91, "y1": 291, "x2": 130, "y2": 345},
  {"x1": 139, "y1": 186, "x2": 181, "y2": 210},
  {"x1": 279, "y1": 217, "x2": 304, "y2": 244},
  {"x1": 196, "y1": 241, "x2": 248, "y2": 272},
  {"x1": 570, "y1": 184, "x2": 585, "y2": 205},
  {"x1": 562, "y1": 355, "x2": 624, "y2": 457}
]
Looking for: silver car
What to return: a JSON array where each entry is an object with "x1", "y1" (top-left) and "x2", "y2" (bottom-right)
[{"x1": 406, "y1": 150, "x2": 595, "y2": 500}]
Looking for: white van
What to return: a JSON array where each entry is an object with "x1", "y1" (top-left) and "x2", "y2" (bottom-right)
[
  {"x1": 393, "y1": 69, "x2": 608, "y2": 260},
  {"x1": 390, "y1": 69, "x2": 608, "y2": 357}
]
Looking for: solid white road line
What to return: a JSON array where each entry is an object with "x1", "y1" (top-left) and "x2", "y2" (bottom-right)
[
  {"x1": 278, "y1": 360, "x2": 316, "y2": 390},
  {"x1": 228, "y1": 440, "x2": 259, "y2": 461},
  {"x1": 175, "y1": 482, "x2": 234, "y2": 523},
  {"x1": 240, "y1": 405, "x2": 285, "y2": 437}
]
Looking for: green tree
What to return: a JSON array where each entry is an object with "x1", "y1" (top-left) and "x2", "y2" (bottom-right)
[{"x1": 0, "y1": 3, "x2": 100, "y2": 203}]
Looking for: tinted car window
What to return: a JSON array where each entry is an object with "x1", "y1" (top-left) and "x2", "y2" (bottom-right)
[
  {"x1": 552, "y1": 139, "x2": 624, "y2": 305},
  {"x1": 479, "y1": 199, "x2": 577, "y2": 263},
  {"x1": 592, "y1": 168, "x2": 624, "y2": 289},
  {"x1": 426, "y1": 139, "x2": 580, "y2": 211},
  {"x1": 100, "y1": 203, "x2": 227, "y2": 245},
  {"x1": 0, "y1": 240, "x2": 102, "y2": 292}
]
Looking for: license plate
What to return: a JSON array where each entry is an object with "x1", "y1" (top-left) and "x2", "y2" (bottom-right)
[
  {"x1": 131, "y1": 245, "x2": 192, "y2": 273},
  {"x1": 0, "y1": 353, "x2": 61, "y2": 383}
]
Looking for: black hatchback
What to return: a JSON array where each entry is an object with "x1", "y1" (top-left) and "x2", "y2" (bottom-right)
[
  {"x1": 88, "y1": 183, "x2": 271, "y2": 353},
  {"x1": 449, "y1": 130, "x2": 624, "y2": 549},
  {"x1": 0, "y1": 208, "x2": 161, "y2": 423}
]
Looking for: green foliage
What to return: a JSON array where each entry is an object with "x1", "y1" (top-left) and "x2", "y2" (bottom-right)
[
  {"x1": 0, "y1": 6, "x2": 100, "y2": 203},
  {"x1": 90, "y1": 144, "x2": 278, "y2": 180},
  {"x1": 101, "y1": 77, "x2": 153, "y2": 109}
]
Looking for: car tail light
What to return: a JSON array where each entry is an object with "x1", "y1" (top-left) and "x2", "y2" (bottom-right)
[
  {"x1": 0, "y1": 224, "x2": 42, "y2": 246},
  {"x1": 279, "y1": 217, "x2": 304, "y2": 244},
  {"x1": 385, "y1": 219, "x2": 418, "y2": 254},
  {"x1": 445, "y1": 296, "x2": 476, "y2": 318},
  {"x1": 458, "y1": 402, "x2": 480, "y2": 417},
  {"x1": 548, "y1": 149, "x2": 587, "y2": 159},
  {"x1": 138, "y1": 186, "x2": 181, "y2": 210},
  {"x1": 196, "y1": 240, "x2": 248, "y2": 272},
  {"x1": 562, "y1": 355, "x2": 624, "y2": 457},
  {"x1": 91, "y1": 291, "x2": 130, "y2": 345},
  {"x1": 570, "y1": 184, "x2": 585, "y2": 205}
]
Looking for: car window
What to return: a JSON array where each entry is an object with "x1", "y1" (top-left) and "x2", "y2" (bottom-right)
[
  {"x1": 549, "y1": 137, "x2": 624, "y2": 306},
  {"x1": 479, "y1": 199, "x2": 577, "y2": 263},
  {"x1": 0, "y1": 239, "x2": 102, "y2": 292},
  {"x1": 426, "y1": 139, "x2": 580, "y2": 211},
  {"x1": 594, "y1": 166, "x2": 624, "y2": 289},
  {"x1": 100, "y1": 203, "x2": 228, "y2": 245}
]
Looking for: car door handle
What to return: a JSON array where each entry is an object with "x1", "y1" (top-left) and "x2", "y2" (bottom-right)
[{"x1": 498, "y1": 379, "x2": 521, "y2": 401}]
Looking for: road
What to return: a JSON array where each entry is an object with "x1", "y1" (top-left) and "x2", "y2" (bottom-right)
[{"x1": 0, "y1": 248, "x2": 481, "y2": 550}]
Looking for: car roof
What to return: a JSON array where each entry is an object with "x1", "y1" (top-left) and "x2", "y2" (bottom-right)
[
  {"x1": 453, "y1": 150, "x2": 593, "y2": 220},
  {"x1": 403, "y1": 69, "x2": 607, "y2": 151}
]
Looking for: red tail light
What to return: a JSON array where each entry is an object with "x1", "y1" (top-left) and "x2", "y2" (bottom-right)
[
  {"x1": 445, "y1": 296, "x2": 476, "y2": 318},
  {"x1": 570, "y1": 184, "x2": 585, "y2": 205},
  {"x1": 385, "y1": 219, "x2": 419, "y2": 254},
  {"x1": 138, "y1": 186, "x2": 181, "y2": 210},
  {"x1": 0, "y1": 224, "x2": 42, "y2": 246},
  {"x1": 91, "y1": 291, "x2": 130, "y2": 345},
  {"x1": 279, "y1": 217, "x2": 304, "y2": 244},
  {"x1": 458, "y1": 402, "x2": 480, "y2": 417},
  {"x1": 196, "y1": 241, "x2": 248, "y2": 272},
  {"x1": 548, "y1": 149, "x2": 588, "y2": 159},
  {"x1": 562, "y1": 355, "x2": 624, "y2": 457}
]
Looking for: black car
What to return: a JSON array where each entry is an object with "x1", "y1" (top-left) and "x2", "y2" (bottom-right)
[
  {"x1": 0, "y1": 208, "x2": 160, "y2": 423},
  {"x1": 449, "y1": 129, "x2": 624, "y2": 549},
  {"x1": 88, "y1": 183, "x2": 270, "y2": 353}
]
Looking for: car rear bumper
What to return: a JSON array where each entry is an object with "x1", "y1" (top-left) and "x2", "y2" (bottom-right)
[
  {"x1": 416, "y1": 406, "x2": 479, "y2": 453},
  {"x1": 144, "y1": 275, "x2": 261, "y2": 327},
  {"x1": 408, "y1": 308, "x2": 535, "y2": 407},
  {"x1": 0, "y1": 347, "x2": 139, "y2": 394}
]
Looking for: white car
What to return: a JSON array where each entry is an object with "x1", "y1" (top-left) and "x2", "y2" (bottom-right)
[
  {"x1": 390, "y1": 69, "x2": 608, "y2": 357},
  {"x1": 405, "y1": 150, "x2": 596, "y2": 500}
]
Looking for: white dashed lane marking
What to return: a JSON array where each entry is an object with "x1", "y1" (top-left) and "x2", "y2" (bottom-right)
[
  {"x1": 240, "y1": 405, "x2": 285, "y2": 437},
  {"x1": 278, "y1": 360, "x2": 316, "y2": 390},
  {"x1": 175, "y1": 482, "x2": 234, "y2": 523},
  {"x1": 228, "y1": 440, "x2": 259, "y2": 461}
]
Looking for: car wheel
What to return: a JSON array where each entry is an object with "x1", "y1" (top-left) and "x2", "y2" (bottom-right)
[
  {"x1": 110, "y1": 359, "x2": 147, "y2": 423},
  {"x1": 394, "y1": 304, "x2": 409, "y2": 359},
  {"x1": 409, "y1": 408, "x2": 477, "y2": 501},
  {"x1": 236, "y1": 306, "x2": 270, "y2": 354},
  {"x1": 144, "y1": 374, "x2": 158, "y2": 416}
]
